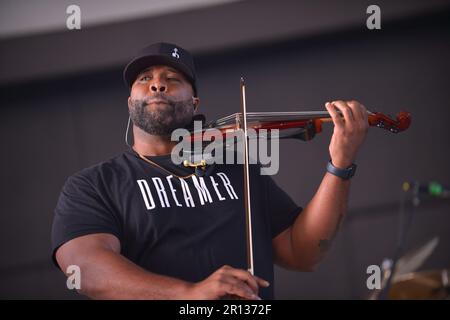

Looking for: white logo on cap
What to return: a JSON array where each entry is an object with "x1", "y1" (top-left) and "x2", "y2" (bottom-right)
[{"x1": 172, "y1": 48, "x2": 180, "y2": 59}]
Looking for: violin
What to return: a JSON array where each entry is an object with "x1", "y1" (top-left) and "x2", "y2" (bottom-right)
[
  {"x1": 189, "y1": 105, "x2": 411, "y2": 142},
  {"x1": 185, "y1": 78, "x2": 411, "y2": 279},
  {"x1": 206, "y1": 110, "x2": 410, "y2": 139}
]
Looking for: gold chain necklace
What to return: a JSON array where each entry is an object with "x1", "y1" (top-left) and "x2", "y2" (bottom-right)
[{"x1": 136, "y1": 152, "x2": 196, "y2": 179}]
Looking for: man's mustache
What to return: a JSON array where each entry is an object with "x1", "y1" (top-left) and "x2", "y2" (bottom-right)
[
  {"x1": 141, "y1": 93, "x2": 172, "y2": 106},
  {"x1": 138, "y1": 93, "x2": 192, "y2": 107}
]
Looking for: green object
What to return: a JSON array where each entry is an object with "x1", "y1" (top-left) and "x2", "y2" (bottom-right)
[{"x1": 429, "y1": 182, "x2": 443, "y2": 196}]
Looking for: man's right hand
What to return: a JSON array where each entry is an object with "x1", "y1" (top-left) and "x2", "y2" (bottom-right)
[
  {"x1": 56, "y1": 235, "x2": 270, "y2": 300},
  {"x1": 185, "y1": 265, "x2": 270, "y2": 300}
]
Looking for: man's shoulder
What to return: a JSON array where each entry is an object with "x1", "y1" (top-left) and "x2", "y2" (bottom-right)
[{"x1": 67, "y1": 151, "x2": 132, "y2": 186}]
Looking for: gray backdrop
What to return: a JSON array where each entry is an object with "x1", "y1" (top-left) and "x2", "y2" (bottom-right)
[{"x1": 1, "y1": 0, "x2": 449, "y2": 299}]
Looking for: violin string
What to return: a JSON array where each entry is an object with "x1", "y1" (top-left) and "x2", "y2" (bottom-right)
[
  {"x1": 210, "y1": 111, "x2": 330, "y2": 126},
  {"x1": 209, "y1": 110, "x2": 375, "y2": 127}
]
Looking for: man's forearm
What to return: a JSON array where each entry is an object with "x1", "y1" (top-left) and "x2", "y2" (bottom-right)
[
  {"x1": 290, "y1": 172, "x2": 350, "y2": 268},
  {"x1": 76, "y1": 249, "x2": 191, "y2": 299}
]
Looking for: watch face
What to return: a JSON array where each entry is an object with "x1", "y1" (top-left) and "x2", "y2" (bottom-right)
[{"x1": 348, "y1": 164, "x2": 357, "y2": 178}]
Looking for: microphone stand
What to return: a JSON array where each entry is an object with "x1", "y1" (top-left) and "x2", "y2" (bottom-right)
[{"x1": 378, "y1": 182, "x2": 420, "y2": 300}]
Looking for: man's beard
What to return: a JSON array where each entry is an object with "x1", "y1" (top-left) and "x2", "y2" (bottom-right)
[{"x1": 129, "y1": 93, "x2": 195, "y2": 136}]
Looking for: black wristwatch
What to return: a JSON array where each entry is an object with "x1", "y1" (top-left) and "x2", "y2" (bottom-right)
[{"x1": 326, "y1": 160, "x2": 357, "y2": 180}]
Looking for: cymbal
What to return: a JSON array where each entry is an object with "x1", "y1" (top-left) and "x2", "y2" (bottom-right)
[
  {"x1": 394, "y1": 237, "x2": 439, "y2": 277},
  {"x1": 389, "y1": 269, "x2": 450, "y2": 300}
]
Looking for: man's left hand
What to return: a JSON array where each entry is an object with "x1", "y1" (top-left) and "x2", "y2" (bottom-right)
[{"x1": 325, "y1": 100, "x2": 369, "y2": 169}]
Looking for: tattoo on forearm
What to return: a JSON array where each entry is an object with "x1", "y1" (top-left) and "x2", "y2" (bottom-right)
[{"x1": 318, "y1": 214, "x2": 344, "y2": 253}]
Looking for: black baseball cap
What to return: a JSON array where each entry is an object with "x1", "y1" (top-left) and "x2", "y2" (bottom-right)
[{"x1": 123, "y1": 42, "x2": 197, "y2": 96}]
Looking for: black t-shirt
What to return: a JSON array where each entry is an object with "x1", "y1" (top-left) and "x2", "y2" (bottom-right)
[{"x1": 51, "y1": 148, "x2": 302, "y2": 299}]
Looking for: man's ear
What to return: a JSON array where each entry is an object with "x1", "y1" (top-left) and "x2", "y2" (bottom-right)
[
  {"x1": 127, "y1": 97, "x2": 132, "y2": 111},
  {"x1": 192, "y1": 96, "x2": 200, "y2": 111}
]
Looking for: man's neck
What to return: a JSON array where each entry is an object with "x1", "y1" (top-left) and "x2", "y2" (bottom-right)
[{"x1": 132, "y1": 125, "x2": 177, "y2": 156}]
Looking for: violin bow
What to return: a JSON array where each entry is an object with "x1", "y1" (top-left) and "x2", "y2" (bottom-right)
[{"x1": 240, "y1": 77, "x2": 255, "y2": 276}]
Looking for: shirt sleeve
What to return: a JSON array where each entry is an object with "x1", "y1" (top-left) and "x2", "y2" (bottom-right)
[
  {"x1": 51, "y1": 172, "x2": 123, "y2": 269},
  {"x1": 263, "y1": 174, "x2": 302, "y2": 238}
]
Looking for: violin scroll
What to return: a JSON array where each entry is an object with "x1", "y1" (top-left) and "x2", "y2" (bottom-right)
[{"x1": 369, "y1": 111, "x2": 411, "y2": 134}]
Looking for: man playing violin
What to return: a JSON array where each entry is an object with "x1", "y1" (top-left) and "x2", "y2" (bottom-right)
[{"x1": 52, "y1": 42, "x2": 369, "y2": 300}]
